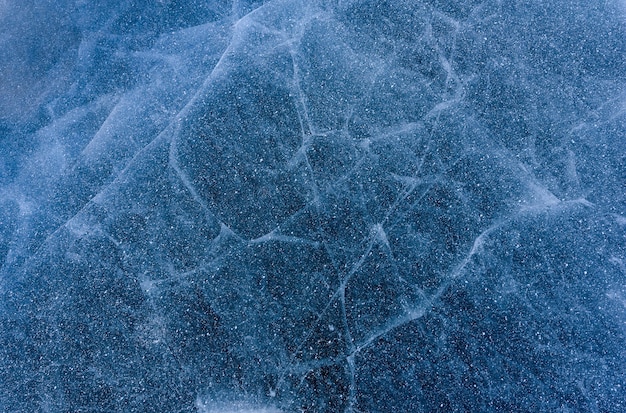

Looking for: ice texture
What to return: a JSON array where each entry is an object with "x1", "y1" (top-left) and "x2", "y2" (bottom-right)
[{"x1": 1, "y1": 0, "x2": 625, "y2": 412}]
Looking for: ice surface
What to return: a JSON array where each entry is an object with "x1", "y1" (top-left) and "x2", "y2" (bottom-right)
[{"x1": 1, "y1": 0, "x2": 625, "y2": 412}]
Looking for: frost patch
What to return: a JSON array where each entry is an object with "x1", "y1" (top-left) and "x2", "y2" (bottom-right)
[{"x1": 195, "y1": 396, "x2": 282, "y2": 413}]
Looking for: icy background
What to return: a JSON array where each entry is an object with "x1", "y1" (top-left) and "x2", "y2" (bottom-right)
[{"x1": 1, "y1": 0, "x2": 625, "y2": 411}]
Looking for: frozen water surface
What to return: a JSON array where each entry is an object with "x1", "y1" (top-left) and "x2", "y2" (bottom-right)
[{"x1": 1, "y1": 0, "x2": 625, "y2": 411}]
